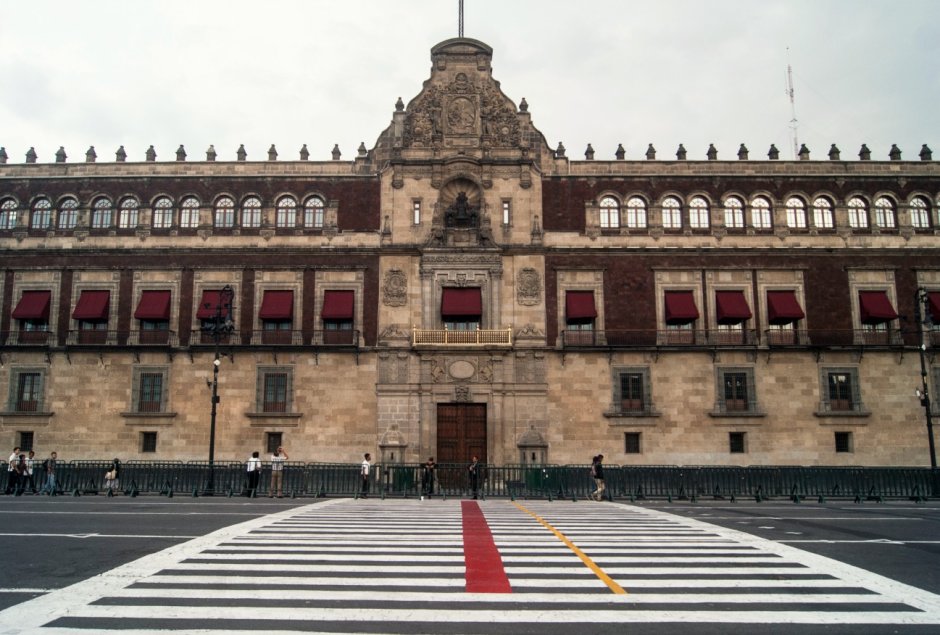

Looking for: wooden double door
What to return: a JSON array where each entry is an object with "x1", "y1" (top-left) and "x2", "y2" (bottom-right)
[{"x1": 436, "y1": 403, "x2": 487, "y2": 465}]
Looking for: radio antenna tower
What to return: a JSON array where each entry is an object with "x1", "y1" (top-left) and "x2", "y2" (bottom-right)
[
  {"x1": 459, "y1": 0, "x2": 464, "y2": 37},
  {"x1": 786, "y1": 48, "x2": 799, "y2": 159}
]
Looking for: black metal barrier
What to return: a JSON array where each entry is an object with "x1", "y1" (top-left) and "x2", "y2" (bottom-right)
[{"x1": 8, "y1": 462, "x2": 940, "y2": 501}]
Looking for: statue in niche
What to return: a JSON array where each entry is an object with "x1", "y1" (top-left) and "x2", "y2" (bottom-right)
[{"x1": 444, "y1": 191, "x2": 479, "y2": 228}]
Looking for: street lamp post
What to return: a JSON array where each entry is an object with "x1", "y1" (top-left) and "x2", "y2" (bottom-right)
[
  {"x1": 204, "y1": 285, "x2": 235, "y2": 494},
  {"x1": 913, "y1": 287, "x2": 936, "y2": 469}
]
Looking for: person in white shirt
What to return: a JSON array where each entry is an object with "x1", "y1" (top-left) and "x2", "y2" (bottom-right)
[
  {"x1": 269, "y1": 446, "x2": 288, "y2": 498},
  {"x1": 6, "y1": 447, "x2": 20, "y2": 495},
  {"x1": 246, "y1": 451, "x2": 262, "y2": 495},
  {"x1": 360, "y1": 453, "x2": 371, "y2": 498}
]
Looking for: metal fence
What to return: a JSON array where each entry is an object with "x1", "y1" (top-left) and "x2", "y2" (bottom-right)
[{"x1": 6, "y1": 462, "x2": 939, "y2": 501}]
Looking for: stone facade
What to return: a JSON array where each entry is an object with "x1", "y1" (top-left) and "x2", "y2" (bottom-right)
[{"x1": 0, "y1": 37, "x2": 938, "y2": 466}]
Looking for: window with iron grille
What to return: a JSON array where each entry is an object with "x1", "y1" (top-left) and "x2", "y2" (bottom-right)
[
  {"x1": 266, "y1": 432, "x2": 283, "y2": 454},
  {"x1": 257, "y1": 367, "x2": 293, "y2": 414},
  {"x1": 131, "y1": 367, "x2": 169, "y2": 414},
  {"x1": 715, "y1": 367, "x2": 758, "y2": 414},
  {"x1": 624, "y1": 432, "x2": 641, "y2": 454},
  {"x1": 141, "y1": 431, "x2": 158, "y2": 453},
  {"x1": 729, "y1": 431, "x2": 746, "y2": 453},
  {"x1": 18, "y1": 431, "x2": 34, "y2": 452},
  {"x1": 834, "y1": 431, "x2": 853, "y2": 453},
  {"x1": 11, "y1": 370, "x2": 44, "y2": 412},
  {"x1": 619, "y1": 373, "x2": 644, "y2": 412},
  {"x1": 828, "y1": 372, "x2": 854, "y2": 411}
]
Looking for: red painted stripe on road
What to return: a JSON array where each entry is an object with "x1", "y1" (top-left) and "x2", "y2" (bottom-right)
[{"x1": 461, "y1": 500, "x2": 511, "y2": 593}]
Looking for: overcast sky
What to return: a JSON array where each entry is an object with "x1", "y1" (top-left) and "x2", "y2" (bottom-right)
[{"x1": 1, "y1": 0, "x2": 938, "y2": 164}]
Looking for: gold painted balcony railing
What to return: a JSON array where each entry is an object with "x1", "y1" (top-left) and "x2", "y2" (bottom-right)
[{"x1": 412, "y1": 326, "x2": 513, "y2": 346}]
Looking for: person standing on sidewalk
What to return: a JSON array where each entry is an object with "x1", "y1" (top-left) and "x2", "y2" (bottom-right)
[
  {"x1": 269, "y1": 446, "x2": 288, "y2": 498},
  {"x1": 591, "y1": 454, "x2": 606, "y2": 501},
  {"x1": 41, "y1": 451, "x2": 58, "y2": 495},
  {"x1": 360, "y1": 453, "x2": 371, "y2": 498},
  {"x1": 6, "y1": 447, "x2": 20, "y2": 494},
  {"x1": 468, "y1": 455, "x2": 480, "y2": 499},
  {"x1": 246, "y1": 451, "x2": 262, "y2": 495},
  {"x1": 24, "y1": 450, "x2": 37, "y2": 493},
  {"x1": 421, "y1": 457, "x2": 436, "y2": 497}
]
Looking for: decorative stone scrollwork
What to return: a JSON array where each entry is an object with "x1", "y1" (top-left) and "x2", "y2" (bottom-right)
[
  {"x1": 516, "y1": 268, "x2": 542, "y2": 306},
  {"x1": 382, "y1": 269, "x2": 408, "y2": 306},
  {"x1": 455, "y1": 384, "x2": 471, "y2": 402}
]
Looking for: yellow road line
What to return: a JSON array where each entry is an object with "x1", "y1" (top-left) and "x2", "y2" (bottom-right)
[{"x1": 512, "y1": 501, "x2": 627, "y2": 594}]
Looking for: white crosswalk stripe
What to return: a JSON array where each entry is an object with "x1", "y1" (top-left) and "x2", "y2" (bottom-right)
[{"x1": 1, "y1": 498, "x2": 939, "y2": 633}]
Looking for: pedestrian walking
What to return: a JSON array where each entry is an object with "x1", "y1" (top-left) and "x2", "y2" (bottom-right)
[
  {"x1": 421, "y1": 457, "x2": 436, "y2": 497},
  {"x1": 12, "y1": 454, "x2": 27, "y2": 495},
  {"x1": 24, "y1": 450, "x2": 37, "y2": 493},
  {"x1": 360, "y1": 453, "x2": 371, "y2": 498},
  {"x1": 6, "y1": 447, "x2": 20, "y2": 494},
  {"x1": 591, "y1": 454, "x2": 606, "y2": 501},
  {"x1": 104, "y1": 458, "x2": 121, "y2": 494},
  {"x1": 246, "y1": 451, "x2": 262, "y2": 495},
  {"x1": 269, "y1": 446, "x2": 288, "y2": 498},
  {"x1": 41, "y1": 451, "x2": 58, "y2": 495},
  {"x1": 468, "y1": 455, "x2": 480, "y2": 499}
]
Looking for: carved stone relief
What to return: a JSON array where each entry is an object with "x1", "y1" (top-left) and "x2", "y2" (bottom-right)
[
  {"x1": 517, "y1": 268, "x2": 542, "y2": 306},
  {"x1": 382, "y1": 269, "x2": 408, "y2": 306}
]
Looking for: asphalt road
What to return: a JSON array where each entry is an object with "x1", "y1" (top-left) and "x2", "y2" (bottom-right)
[{"x1": 0, "y1": 494, "x2": 938, "y2": 634}]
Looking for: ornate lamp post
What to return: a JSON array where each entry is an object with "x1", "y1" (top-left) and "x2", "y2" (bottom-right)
[
  {"x1": 913, "y1": 287, "x2": 936, "y2": 469},
  {"x1": 204, "y1": 285, "x2": 235, "y2": 494}
]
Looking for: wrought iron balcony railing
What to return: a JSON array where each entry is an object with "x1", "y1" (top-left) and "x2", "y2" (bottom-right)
[{"x1": 562, "y1": 328, "x2": 911, "y2": 349}]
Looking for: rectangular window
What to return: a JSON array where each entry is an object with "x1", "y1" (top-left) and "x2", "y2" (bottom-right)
[
  {"x1": 18, "y1": 431, "x2": 34, "y2": 453},
  {"x1": 729, "y1": 432, "x2": 746, "y2": 453},
  {"x1": 141, "y1": 431, "x2": 158, "y2": 453},
  {"x1": 138, "y1": 373, "x2": 164, "y2": 413},
  {"x1": 625, "y1": 432, "x2": 641, "y2": 454},
  {"x1": 723, "y1": 372, "x2": 749, "y2": 412},
  {"x1": 413, "y1": 200, "x2": 421, "y2": 225},
  {"x1": 502, "y1": 200, "x2": 511, "y2": 226},
  {"x1": 259, "y1": 370, "x2": 291, "y2": 413},
  {"x1": 15, "y1": 372, "x2": 42, "y2": 412},
  {"x1": 619, "y1": 373, "x2": 644, "y2": 412},
  {"x1": 266, "y1": 432, "x2": 283, "y2": 454},
  {"x1": 828, "y1": 372, "x2": 853, "y2": 411},
  {"x1": 834, "y1": 431, "x2": 853, "y2": 453}
]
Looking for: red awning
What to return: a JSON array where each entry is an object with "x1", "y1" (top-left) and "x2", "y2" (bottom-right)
[
  {"x1": 440, "y1": 287, "x2": 482, "y2": 317},
  {"x1": 664, "y1": 291, "x2": 699, "y2": 325},
  {"x1": 565, "y1": 291, "x2": 597, "y2": 320},
  {"x1": 858, "y1": 290, "x2": 899, "y2": 324},
  {"x1": 322, "y1": 290, "x2": 355, "y2": 319},
  {"x1": 928, "y1": 292, "x2": 940, "y2": 322},
  {"x1": 767, "y1": 290, "x2": 805, "y2": 325},
  {"x1": 195, "y1": 290, "x2": 233, "y2": 320},
  {"x1": 72, "y1": 290, "x2": 110, "y2": 320},
  {"x1": 12, "y1": 290, "x2": 51, "y2": 320},
  {"x1": 134, "y1": 290, "x2": 171, "y2": 320},
  {"x1": 259, "y1": 290, "x2": 294, "y2": 320},
  {"x1": 715, "y1": 290, "x2": 753, "y2": 325}
]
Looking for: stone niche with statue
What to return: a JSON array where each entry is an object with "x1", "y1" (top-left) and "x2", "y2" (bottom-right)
[{"x1": 427, "y1": 177, "x2": 495, "y2": 248}]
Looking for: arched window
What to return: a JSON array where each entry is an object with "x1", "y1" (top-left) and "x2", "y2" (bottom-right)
[
  {"x1": 785, "y1": 196, "x2": 807, "y2": 229},
  {"x1": 180, "y1": 197, "x2": 200, "y2": 228},
  {"x1": 599, "y1": 195, "x2": 620, "y2": 229},
  {"x1": 242, "y1": 196, "x2": 262, "y2": 228},
  {"x1": 31, "y1": 198, "x2": 53, "y2": 229},
  {"x1": 723, "y1": 196, "x2": 745, "y2": 229},
  {"x1": 688, "y1": 196, "x2": 709, "y2": 229},
  {"x1": 847, "y1": 197, "x2": 869, "y2": 228},
  {"x1": 751, "y1": 197, "x2": 772, "y2": 229},
  {"x1": 910, "y1": 196, "x2": 931, "y2": 229},
  {"x1": 873, "y1": 196, "x2": 896, "y2": 229},
  {"x1": 304, "y1": 196, "x2": 325, "y2": 228},
  {"x1": 152, "y1": 197, "x2": 174, "y2": 229},
  {"x1": 276, "y1": 196, "x2": 297, "y2": 228},
  {"x1": 58, "y1": 197, "x2": 79, "y2": 229},
  {"x1": 92, "y1": 197, "x2": 113, "y2": 229},
  {"x1": 214, "y1": 196, "x2": 235, "y2": 228},
  {"x1": 0, "y1": 198, "x2": 17, "y2": 229},
  {"x1": 625, "y1": 197, "x2": 647, "y2": 228},
  {"x1": 813, "y1": 196, "x2": 834, "y2": 229},
  {"x1": 662, "y1": 197, "x2": 682, "y2": 229},
  {"x1": 118, "y1": 198, "x2": 139, "y2": 229}
]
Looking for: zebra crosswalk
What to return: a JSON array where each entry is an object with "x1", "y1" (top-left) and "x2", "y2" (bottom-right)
[{"x1": 2, "y1": 498, "x2": 940, "y2": 633}]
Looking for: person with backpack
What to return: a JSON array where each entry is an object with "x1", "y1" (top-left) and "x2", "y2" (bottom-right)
[{"x1": 591, "y1": 454, "x2": 606, "y2": 501}]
